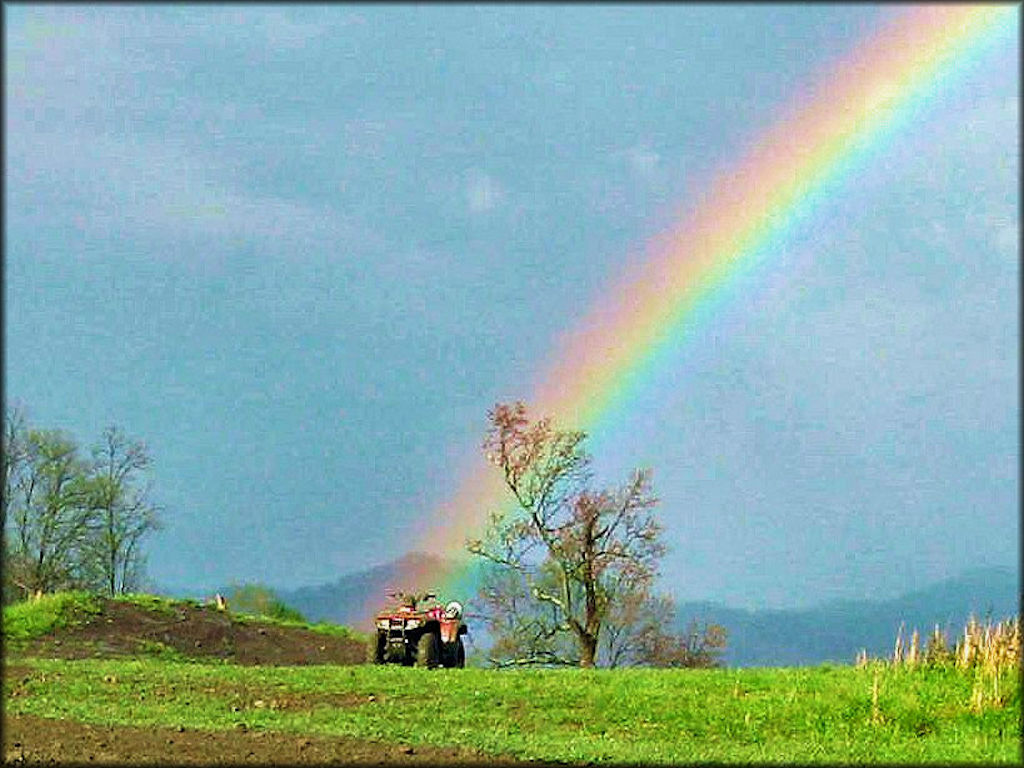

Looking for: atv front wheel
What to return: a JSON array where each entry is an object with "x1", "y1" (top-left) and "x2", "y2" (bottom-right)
[
  {"x1": 455, "y1": 637, "x2": 465, "y2": 668},
  {"x1": 442, "y1": 639, "x2": 466, "y2": 668},
  {"x1": 416, "y1": 631, "x2": 439, "y2": 669}
]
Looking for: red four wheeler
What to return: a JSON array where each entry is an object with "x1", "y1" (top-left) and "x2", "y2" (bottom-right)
[{"x1": 369, "y1": 591, "x2": 467, "y2": 668}]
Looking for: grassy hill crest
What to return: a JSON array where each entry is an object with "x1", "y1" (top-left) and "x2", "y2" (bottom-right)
[{"x1": 3, "y1": 591, "x2": 366, "y2": 666}]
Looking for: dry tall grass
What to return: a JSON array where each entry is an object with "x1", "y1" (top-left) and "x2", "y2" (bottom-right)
[
  {"x1": 856, "y1": 615, "x2": 1020, "y2": 671},
  {"x1": 856, "y1": 615, "x2": 1020, "y2": 713}
]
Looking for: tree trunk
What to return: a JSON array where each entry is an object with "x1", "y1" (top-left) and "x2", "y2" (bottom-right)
[{"x1": 579, "y1": 633, "x2": 598, "y2": 668}]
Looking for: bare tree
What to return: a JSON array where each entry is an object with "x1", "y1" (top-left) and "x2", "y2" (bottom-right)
[
  {"x1": 637, "y1": 614, "x2": 728, "y2": 668},
  {"x1": 3, "y1": 412, "x2": 166, "y2": 603},
  {"x1": 7, "y1": 428, "x2": 95, "y2": 595},
  {"x1": 602, "y1": 591, "x2": 728, "y2": 668},
  {"x1": 468, "y1": 402, "x2": 664, "y2": 668},
  {"x1": 4, "y1": 408, "x2": 31, "y2": 603},
  {"x1": 600, "y1": 585, "x2": 664, "y2": 668},
  {"x1": 81, "y1": 426, "x2": 162, "y2": 596},
  {"x1": 477, "y1": 560, "x2": 580, "y2": 667},
  {"x1": 2, "y1": 405, "x2": 29, "y2": 534}
]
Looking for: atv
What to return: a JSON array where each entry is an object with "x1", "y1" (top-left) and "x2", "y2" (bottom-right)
[{"x1": 369, "y1": 590, "x2": 467, "y2": 668}]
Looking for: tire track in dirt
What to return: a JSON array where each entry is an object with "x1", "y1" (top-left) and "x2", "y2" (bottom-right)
[{"x1": 3, "y1": 713, "x2": 558, "y2": 766}]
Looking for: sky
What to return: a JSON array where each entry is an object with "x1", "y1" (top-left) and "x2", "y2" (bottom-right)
[{"x1": 4, "y1": 5, "x2": 1019, "y2": 610}]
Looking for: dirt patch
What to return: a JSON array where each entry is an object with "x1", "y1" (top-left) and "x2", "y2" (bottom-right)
[
  {"x1": 12, "y1": 599, "x2": 366, "y2": 666},
  {"x1": 3, "y1": 714, "x2": 548, "y2": 766},
  {"x1": 3, "y1": 665, "x2": 397, "y2": 715},
  {"x1": 180, "y1": 677, "x2": 377, "y2": 712},
  {"x1": 3, "y1": 665, "x2": 33, "y2": 684}
]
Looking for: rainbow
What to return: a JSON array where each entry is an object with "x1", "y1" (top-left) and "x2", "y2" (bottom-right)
[{"x1": 359, "y1": 5, "x2": 1017, "y2": 624}]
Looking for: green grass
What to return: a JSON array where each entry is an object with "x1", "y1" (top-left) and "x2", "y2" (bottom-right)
[
  {"x1": 131, "y1": 639, "x2": 193, "y2": 662},
  {"x1": 112, "y1": 592, "x2": 201, "y2": 616},
  {"x1": 2, "y1": 591, "x2": 102, "y2": 642},
  {"x1": 4, "y1": 658, "x2": 1018, "y2": 763},
  {"x1": 230, "y1": 611, "x2": 367, "y2": 642}
]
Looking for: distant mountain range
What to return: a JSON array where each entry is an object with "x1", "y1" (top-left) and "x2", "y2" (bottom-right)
[
  {"x1": 238, "y1": 556, "x2": 1019, "y2": 668},
  {"x1": 672, "y1": 566, "x2": 1019, "y2": 667},
  {"x1": 277, "y1": 552, "x2": 456, "y2": 629}
]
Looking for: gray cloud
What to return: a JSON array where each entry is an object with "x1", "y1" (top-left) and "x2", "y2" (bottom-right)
[
  {"x1": 5, "y1": 5, "x2": 1017, "y2": 602},
  {"x1": 7, "y1": 128, "x2": 369, "y2": 257}
]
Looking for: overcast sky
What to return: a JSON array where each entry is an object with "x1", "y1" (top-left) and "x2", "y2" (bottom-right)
[{"x1": 5, "y1": 5, "x2": 1018, "y2": 609}]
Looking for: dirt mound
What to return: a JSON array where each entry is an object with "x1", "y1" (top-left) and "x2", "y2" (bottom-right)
[
  {"x1": 16, "y1": 598, "x2": 366, "y2": 666},
  {"x1": 3, "y1": 714, "x2": 535, "y2": 765}
]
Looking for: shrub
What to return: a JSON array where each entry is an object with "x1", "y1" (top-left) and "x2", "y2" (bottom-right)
[{"x1": 224, "y1": 583, "x2": 307, "y2": 623}]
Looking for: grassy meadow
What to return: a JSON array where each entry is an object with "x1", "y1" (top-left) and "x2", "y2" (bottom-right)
[
  {"x1": 6, "y1": 657, "x2": 1020, "y2": 763},
  {"x1": 3, "y1": 593, "x2": 1020, "y2": 764}
]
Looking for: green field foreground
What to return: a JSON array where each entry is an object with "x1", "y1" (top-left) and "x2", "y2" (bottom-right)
[{"x1": 4, "y1": 656, "x2": 1019, "y2": 764}]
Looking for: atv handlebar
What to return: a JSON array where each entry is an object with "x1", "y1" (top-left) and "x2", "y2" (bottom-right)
[{"x1": 385, "y1": 590, "x2": 440, "y2": 608}]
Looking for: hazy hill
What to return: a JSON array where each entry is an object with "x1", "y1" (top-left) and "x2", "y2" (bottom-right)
[
  {"x1": 278, "y1": 552, "x2": 457, "y2": 628},
  {"x1": 275, "y1": 557, "x2": 1017, "y2": 667},
  {"x1": 675, "y1": 565, "x2": 1019, "y2": 667}
]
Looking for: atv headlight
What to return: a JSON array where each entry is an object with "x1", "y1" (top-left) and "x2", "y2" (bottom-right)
[
  {"x1": 405, "y1": 619, "x2": 420, "y2": 629},
  {"x1": 376, "y1": 620, "x2": 388, "y2": 629}
]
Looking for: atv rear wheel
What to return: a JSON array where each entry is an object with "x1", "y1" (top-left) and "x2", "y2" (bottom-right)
[
  {"x1": 416, "y1": 631, "x2": 439, "y2": 668},
  {"x1": 368, "y1": 631, "x2": 386, "y2": 664}
]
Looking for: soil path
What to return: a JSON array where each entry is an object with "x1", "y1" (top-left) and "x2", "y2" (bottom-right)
[{"x1": 3, "y1": 713, "x2": 551, "y2": 766}]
